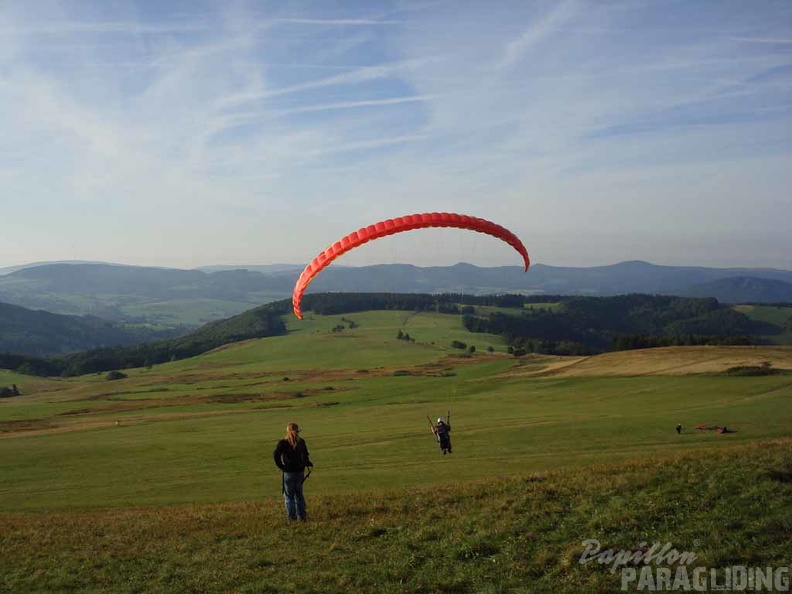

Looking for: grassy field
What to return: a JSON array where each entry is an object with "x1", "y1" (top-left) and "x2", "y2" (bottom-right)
[
  {"x1": 2, "y1": 440, "x2": 790, "y2": 593},
  {"x1": 734, "y1": 304, "x2": 792, "y2": 327},
  {"x1": 1, "y1": 310, "x2": 790, "y2": 592},
  {"x1": 734, "y1": 305, "x2": 792, "y2": 346}
]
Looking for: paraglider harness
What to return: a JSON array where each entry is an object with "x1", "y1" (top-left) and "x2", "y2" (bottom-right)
[{"x1": 428, "y1": 411, "x2": 452, "y2": 454}]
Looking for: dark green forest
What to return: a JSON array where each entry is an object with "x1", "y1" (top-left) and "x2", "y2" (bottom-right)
[
  {"x1": 302, "y1": 293, "x2": 778, "y2": 355},
  {"x1": 1, "y1": 293, "x2": 787, "y2": 378},
  {"x1": 461, "y1": 295, "x2": 769, "y2": 355}
]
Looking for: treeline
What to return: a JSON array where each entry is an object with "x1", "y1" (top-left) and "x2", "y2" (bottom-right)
[
  {"x1": 299, "y1": 292, "x2": 554, "y2": 316},
  {"x1": 1, "y1": 304, "x2": 288, "y2": 377},
  {"x1": 462, "y1": 295, "x2": 764, "y2": 355}
]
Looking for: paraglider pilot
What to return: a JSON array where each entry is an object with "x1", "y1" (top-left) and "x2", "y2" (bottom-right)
[{"x1": 432, "y1": 416, "x2": 453, "y2": 455}]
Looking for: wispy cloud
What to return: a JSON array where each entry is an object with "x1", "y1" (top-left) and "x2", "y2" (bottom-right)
[
  {"x1": 0, "y1": 1, "x2": 789, "y2": 269},
  {"x1": 0, "y1": 21, "x2": 208, "y2": 35},
  {"x1": 217, "y1": 58, "x2": 436, "y2": 109},
  {"x1": 267, "y1": 18, "x2": 401, "y2": 26},
  {"x1": 498, "y1": 0, "x2": 583, "y2": 70},
  {"x1": 728, "y1": 37, "x2": 792, "y2": 44},
  {"x1": 224, "y1": 95, "x2": 436, "y2": 123},
  {"x1": 309, "y1": 133, "x2": 428, "y2": 156}
]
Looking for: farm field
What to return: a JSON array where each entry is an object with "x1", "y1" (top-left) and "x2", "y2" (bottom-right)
[
  {"x1": 1, "y1": 310, "x2": 790, "y2": 592},
  {"x1": 734, "y1": 304, "x2": 792, "y2": 345}
]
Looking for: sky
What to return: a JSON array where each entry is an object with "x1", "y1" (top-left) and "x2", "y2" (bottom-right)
[{"x1": 0, "y1": 0, "x2": 790, "y2": 271}]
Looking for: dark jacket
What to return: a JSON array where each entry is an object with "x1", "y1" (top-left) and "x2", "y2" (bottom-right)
[
  {"x1": 435, "y1": 422, "x2": 451, "y2": 438},
  {"x1": 273, "y1": 438, "x2": 313, "y2": 473}
]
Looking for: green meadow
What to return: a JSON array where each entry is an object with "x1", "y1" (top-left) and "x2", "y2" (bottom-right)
[
  {"x1": 735, "y1": 304, "x2": 792, "y2": 345},
  {"x1": 1, "y1": 310, "x2": 790, "y2": 592}
]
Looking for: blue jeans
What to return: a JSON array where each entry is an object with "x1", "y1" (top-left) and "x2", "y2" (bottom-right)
[{"x1": 282, "y1": 472, "x2": 306, "y2": 521}]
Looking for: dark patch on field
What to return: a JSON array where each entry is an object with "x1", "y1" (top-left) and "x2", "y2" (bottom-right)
[
  {"x1": 55, "y1": 385, "x2": 356, "y2": 416},
  {"x1": 0, "y1": 418, "x2": 53, "y2": 433},
  {"x1": 766, "y1": 464, "x2": 792, "y2": 483}
]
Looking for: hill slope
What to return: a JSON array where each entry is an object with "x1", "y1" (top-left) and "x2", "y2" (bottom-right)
[
  {"x1": 0, "y1": 301, "x2": 179, "y2": 357},
  {"x1": 3, "y1": 293, "x2": 788, "y2": 373}
]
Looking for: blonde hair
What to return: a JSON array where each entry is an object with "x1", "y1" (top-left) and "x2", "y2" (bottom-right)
[{"x1": 285, "y1": 422, "x2": 301, "y2": 447}]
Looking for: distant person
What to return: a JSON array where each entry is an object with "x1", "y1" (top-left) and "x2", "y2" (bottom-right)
[
  {"x1": 433, "y1": 417, "x2": 453, "y2": 455},
  {"x1": 676, "y1": 423, "x2": 682, "y2": 435},
  {"x1": 273, "y1": 422, "x2": 313, "y2": 522}
]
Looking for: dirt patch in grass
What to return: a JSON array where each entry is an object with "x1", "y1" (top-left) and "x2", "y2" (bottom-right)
[
  {"x1": 3, "y1": 384, "x2": 355, "y2": 437},
  {"x1": 0, "y1": 418, "x2": 54, "y2": 433}
]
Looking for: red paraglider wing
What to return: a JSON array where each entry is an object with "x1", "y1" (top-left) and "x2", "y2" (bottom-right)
[{"x1": 292, "y1": 212, "x2": 530, "y2": 319}]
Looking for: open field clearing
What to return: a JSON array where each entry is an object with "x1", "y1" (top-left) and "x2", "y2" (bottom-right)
[
  {"x1": 734, "y1": 305, "x2": 792, "y2": 345},
  {"x1": 734, "y1": 304, "x2": 792, "y2": 327},
  {"x1": 1, "y1": 312, "x2": 790, "y2": 513},
  {"x1": 508, "y1": 345, "x2": 792, "y2": 378}
]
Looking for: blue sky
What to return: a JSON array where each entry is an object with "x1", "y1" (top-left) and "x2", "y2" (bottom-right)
[{"x1": 1, "y1": 0, "x2": 790, "y2": 270}]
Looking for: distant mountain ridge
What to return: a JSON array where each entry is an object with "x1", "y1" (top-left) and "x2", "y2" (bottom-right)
[
  {"x1": 0, "y1": 261, "x2": 789, "y2": 330},
  {"x1": 673, "y1": 276, "x2": 792, "y2": 304},
  {"x1": 0, "y1": 260, "x2": 109, "y2": 276}
]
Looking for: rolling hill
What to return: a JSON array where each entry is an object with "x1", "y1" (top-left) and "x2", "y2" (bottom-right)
[
  {"x1": 2, "y1": 292, "x2": 790, "y2": 373},
  {"x1": 0, "y1": 301, "x2": 181, "y2": 357}
]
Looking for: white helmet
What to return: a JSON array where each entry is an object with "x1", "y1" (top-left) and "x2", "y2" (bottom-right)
[{"x1": 437, "y1": 417, "x2": 444, "y2": 424}]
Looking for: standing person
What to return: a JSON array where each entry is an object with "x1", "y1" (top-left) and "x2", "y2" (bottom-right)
[
  {"x1": 273, "y1": 422, "x2": 313, "y2": 522},
  {"x1": 676, "y1": 423, "x2": 682, "y2": 435},
  {"x1": 433, "y1": 417, "x2": 453, "y2": 455}
]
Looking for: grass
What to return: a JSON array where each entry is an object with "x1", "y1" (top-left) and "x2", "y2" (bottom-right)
[
  {"x1": 1, "y1": 439, "x2": 789, "y2": 593},
  {"x1": 733, "y1": 304, "x2": 792, "y2": 346},
  {"x1": 1, "y1": 310, "x2": 791, "y2": 592},
  {"x1": 123, "y1": 298, "x2": 261, "y2": 326},
  {"x1": 733, "y1": 304, "x2": 792, "y2": 327}
]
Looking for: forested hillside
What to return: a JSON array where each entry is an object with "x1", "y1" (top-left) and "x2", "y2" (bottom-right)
[
  {"x1": 300, "y1": 293, "x2": 784, "y2": 355},
  {"x1": 0, "y1": 303, "x2": 288, "y2": 377},
  {"x1": 1, "y1": 293, "x2": 788, "y2": 377},
  {"x1": 0, "y1": 302, "x2": 181, "y2": 357}
]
